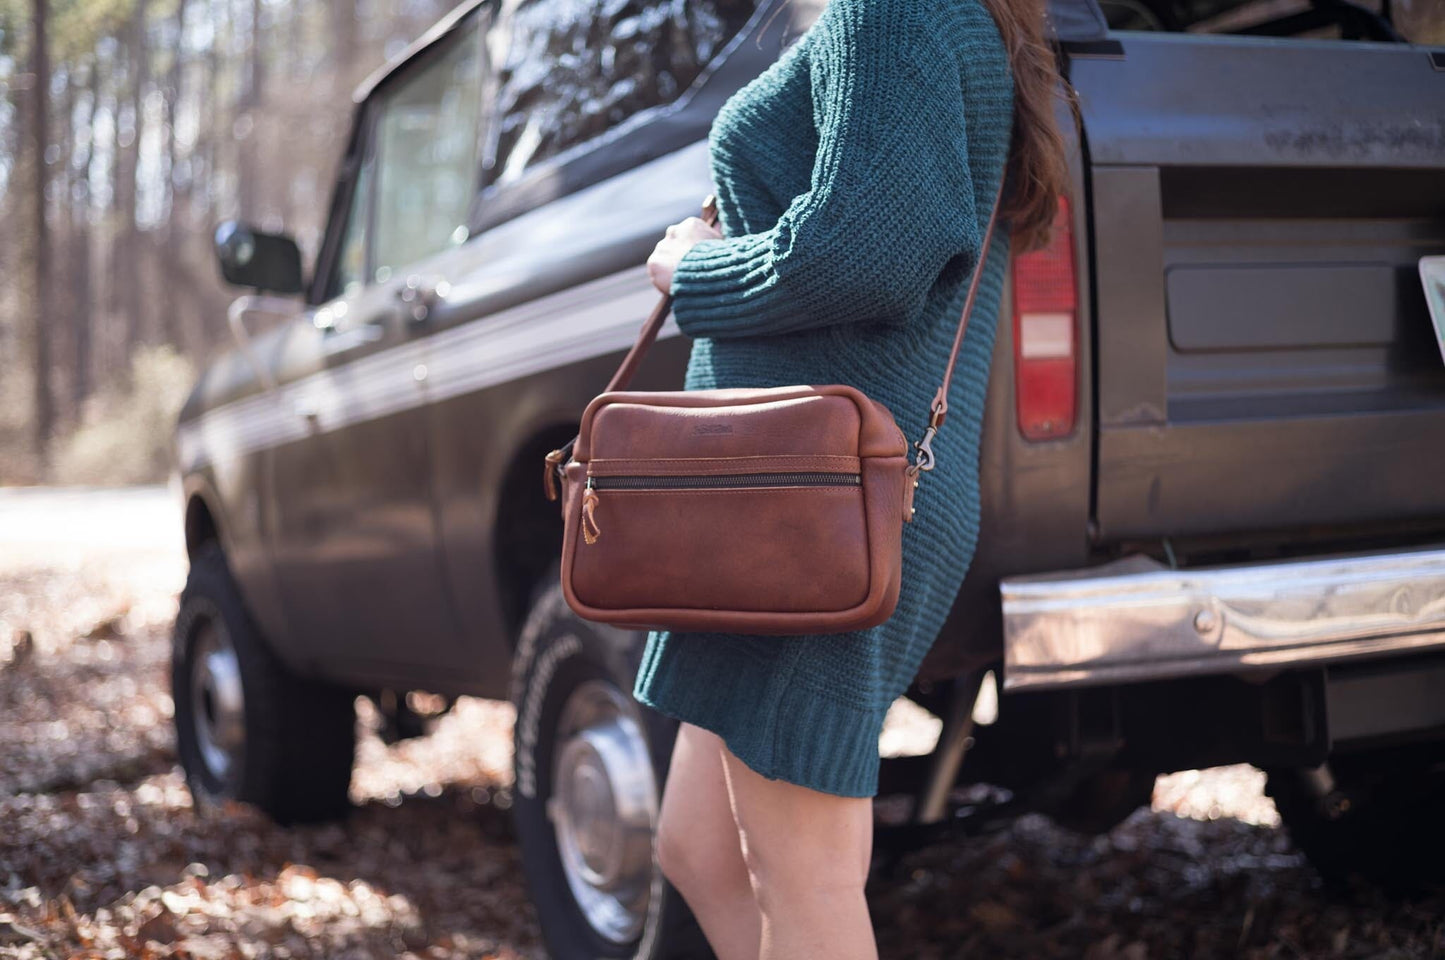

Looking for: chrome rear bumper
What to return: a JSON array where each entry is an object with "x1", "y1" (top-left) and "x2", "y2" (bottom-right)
[{"x1": 1001, "y1": 545, "x2": 1445, "y2": 691}]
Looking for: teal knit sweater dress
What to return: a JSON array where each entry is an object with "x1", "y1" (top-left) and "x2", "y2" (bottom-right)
[{"x1": 631, "y1": 0, "x2": 1015, "y2": 798}]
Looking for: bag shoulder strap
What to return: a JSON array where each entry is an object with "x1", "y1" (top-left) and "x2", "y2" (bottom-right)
[
  {"x1": 929, "y1": 177, "x2": 1007, "y2": 431},
  {"x1": 609, "y1": 181, "x2": 1006, "y2": 408},
  {"x1": 601, "y1": 195, "x2": 720, "y2": 394}
]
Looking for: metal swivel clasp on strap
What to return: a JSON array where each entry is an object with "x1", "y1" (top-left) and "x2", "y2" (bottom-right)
[
  {"x1": 909, "y1": 398, "x2": 946, "y2": 477},
  {"x1": 911, "y1": 425, "x2": 939, "y2": 474}
]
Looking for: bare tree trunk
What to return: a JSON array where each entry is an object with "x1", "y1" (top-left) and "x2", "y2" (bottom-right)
[
  {"x1": 192, "y1": 0, "x2": 225, "y2": 348},
  {"x1": 329, "y1": 0, "x2": 358, "y2": 97},
  {"x1": 286, "y1": 0, "x2": 303, "y2": 82},
  {"x1": 71, "y1": 60, "x2": 97, "y2": 406},
  {"x1": 100, "y1": 40, "x2": 123, "y2": 385},
  {"x1": 236, "y1": 0, "x2": 263, "y2": 219},
  {"x1": 160, "y1": 0, "x2": 189, "y2": 347},
  {"x1": 30, "y1": 0, "x2": 54, "y2": 463},
  {"x1": 282, "y1": 0, "x2": 304, "y2": 225},
  {"x1": 54, "y1": 67, "x2": 74, "y2": 424},
  {"x1": 118, "y1": 0, "x2": 148, "y2": 349},
  {"x1": 0, "y1": 79, "x2": 24, "y2": 333}
]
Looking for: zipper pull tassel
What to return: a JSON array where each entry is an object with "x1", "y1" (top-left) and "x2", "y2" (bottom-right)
[
  {"x1": 581, "y1": 478, "x2": 601, "y2": 545},
  {"x1": 543, "y1": 448, "x2": 567, "y2": 502}
]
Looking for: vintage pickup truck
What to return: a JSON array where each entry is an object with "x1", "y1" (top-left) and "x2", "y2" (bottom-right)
[{"x1": 172, "y1": 0, "x2": 1445, "y2": 955}]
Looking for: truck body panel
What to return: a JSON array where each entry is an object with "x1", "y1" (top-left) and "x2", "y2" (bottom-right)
[{"x1": 1075, "y1": 33, "x2": 1445, "y2": 543}]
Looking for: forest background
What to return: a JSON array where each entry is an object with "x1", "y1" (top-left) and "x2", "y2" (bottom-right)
[{"x1": 0, "y1": 0, "x2": 459, "y2": 484}]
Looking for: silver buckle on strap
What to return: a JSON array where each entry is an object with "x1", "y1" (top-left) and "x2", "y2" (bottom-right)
[{"x1": 911, "y1": 425, "x2": 938, "y2": 475}]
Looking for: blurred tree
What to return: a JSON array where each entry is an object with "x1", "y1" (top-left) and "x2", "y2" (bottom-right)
[
  {"x1": 114, "y1": 0, "x2": 145, "y2": 347},
  {"x1": 0, "y1": 0, "x2": 455, "y2": 481},
  {"x1": 30, "y1": 0, "x2": 53, "y2": 461},
  {"x1": 235, "y1": 0, "x2": 258, "y2": 219},
  {"x1": 68, "y1": 58, "x2": 94, "y2": 406},
  {"x1": 160, "y1": 0, "x2": 185, "y2": 345}
]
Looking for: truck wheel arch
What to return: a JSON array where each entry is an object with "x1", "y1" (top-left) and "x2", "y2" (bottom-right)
[{"x1": 182, "y1": 480, "x2": 225, "y2": 560}]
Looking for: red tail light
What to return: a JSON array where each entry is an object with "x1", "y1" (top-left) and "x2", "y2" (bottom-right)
[{"x1": 1011, "y1": 196, "x2": 1078, "y2": 441}]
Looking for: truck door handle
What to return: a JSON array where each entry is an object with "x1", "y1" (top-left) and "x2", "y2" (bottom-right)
[{"x1": 397, "y1": 274, "x2": 451, "y2": 325}]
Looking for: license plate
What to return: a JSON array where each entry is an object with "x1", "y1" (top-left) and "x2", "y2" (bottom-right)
[{"x1": 1423, "y1": 256, "x2": 1445, "y2": 367}]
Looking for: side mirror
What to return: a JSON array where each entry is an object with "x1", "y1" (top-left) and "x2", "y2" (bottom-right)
[{"x1": 213, "y1": 221, "x2": 304, "y2": 295}]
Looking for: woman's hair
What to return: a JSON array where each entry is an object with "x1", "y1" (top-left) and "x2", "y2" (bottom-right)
[{"x1": 978, "y1": 0, "x2": 1070, "y2": 251}]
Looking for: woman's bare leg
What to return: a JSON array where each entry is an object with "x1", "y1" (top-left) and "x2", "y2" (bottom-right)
[
  {"x1": 719, "y1": 746, "x2": 877, "y2": 960},
  {"x1": 656, "y1": 723, "x2": 762, "y2": 960}
]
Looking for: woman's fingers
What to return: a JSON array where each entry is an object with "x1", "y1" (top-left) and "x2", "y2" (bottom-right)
[
  {"x1": 666, "y1": 217, "x2": 723, "y2": 243},
  {"x1": 648, "y1": 217, "x2": 723, "y2": 294},
  {"x1": 681, "y1": 216, "x2": 723, "y2": 240},
  {"x1": 647, "y1": 235, "x2": 686, "y2": 293}
]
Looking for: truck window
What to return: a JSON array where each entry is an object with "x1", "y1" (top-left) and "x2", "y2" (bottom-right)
[
  {"x1": 1099, "y1": 0, "x2": 1441, "y2": 41},
  {"x1": 371, "y1": 18, "x2": 488, "y2": 283},
  {"x1": 331, "y1": 157, "x2": 373, "y2": 300},
  {"x1": 481, "y1": 0, "x2": 757, "y2": 191}
]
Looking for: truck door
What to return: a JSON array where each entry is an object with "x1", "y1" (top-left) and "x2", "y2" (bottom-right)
[
  {"x1": 1074, "y1": 12, "x2": 1445, "y2": 542},
  {"x1": 268, "y1": 15, "x2": 489, "y2": 673}
]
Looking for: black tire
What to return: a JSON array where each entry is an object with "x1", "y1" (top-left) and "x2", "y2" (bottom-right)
[
  {"x1": 172, "y1": 543, "x2": 356, "y2": 825},
  {"x1": 511, "y1": 580, "x2": 712, "y2": 960},
  {"x1": 1267, "y1": 744, "x2": 1445, "y2": 893}
]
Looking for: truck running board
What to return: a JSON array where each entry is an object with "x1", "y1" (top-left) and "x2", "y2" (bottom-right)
[{"x1": 1001, "y1": 545, "x2": 1445, "y2": 691}]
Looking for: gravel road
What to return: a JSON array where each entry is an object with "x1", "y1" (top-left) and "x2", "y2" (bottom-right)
[{"x1": 1, "y1": 487, "x2": 1441, "y2": 959}]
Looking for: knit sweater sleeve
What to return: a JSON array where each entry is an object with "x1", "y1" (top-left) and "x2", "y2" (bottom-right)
[{"x1": 669, "y1": 0, "x2": 984, "y2": 339}]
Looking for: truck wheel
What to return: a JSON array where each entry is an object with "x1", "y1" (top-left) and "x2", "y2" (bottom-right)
[
  {"x1": 1266, "y1": 746, "x2": 1445, "y2": 893},
  {"x1": 172, "y1": 544, "x2": 356, "y2": 825},
  {"x1": 511, "y1": 581, "x2": 712, "y2": 960}
]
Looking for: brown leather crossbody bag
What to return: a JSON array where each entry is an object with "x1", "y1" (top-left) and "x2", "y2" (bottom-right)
[{"x1": 545, "y1": 184, "x2": 1005, "y2": 635}]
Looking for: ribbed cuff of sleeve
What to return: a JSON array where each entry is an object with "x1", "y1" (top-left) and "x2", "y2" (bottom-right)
[{"x1": 668, "y1": 233, "x2": 780, "y2": 339}]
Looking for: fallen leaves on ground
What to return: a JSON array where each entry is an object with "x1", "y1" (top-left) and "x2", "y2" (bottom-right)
[
  {"x1": 2, "y1": 492, "x2": 1443, "y2": 958},
  {"x1": 0, "y1": 552, "x2": 539, "y2": 959},
  {"x1": 872, "y1": 806, "x2": 1445, "y2": 959}
]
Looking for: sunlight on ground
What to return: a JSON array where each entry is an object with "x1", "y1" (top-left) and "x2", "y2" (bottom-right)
[
  {"x1": 1153, "y1": 765, "x2": 1280, "y2": 826},
  {"x1": 0, "y1": 484, "x2": 184, "y2": 574}
]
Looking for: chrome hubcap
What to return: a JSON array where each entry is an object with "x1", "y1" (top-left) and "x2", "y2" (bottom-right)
[
  {"x1": 191, "y1": 621, "x2": 245, "y2": 783},
  {"x1": 547, "y1": 679, "x2": 659, "y2": 944}
]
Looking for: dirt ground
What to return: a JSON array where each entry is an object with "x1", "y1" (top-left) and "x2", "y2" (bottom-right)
[{"x1": 1, "y1": 487, "x2": 1442, "y2": 959}]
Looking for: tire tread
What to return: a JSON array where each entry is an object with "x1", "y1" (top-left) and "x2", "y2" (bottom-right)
[{"x1": 173, "y1": 544, "x2": 355, "y2": 825}]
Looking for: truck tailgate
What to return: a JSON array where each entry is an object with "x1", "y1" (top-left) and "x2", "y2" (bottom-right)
[{"x1": 1073, "y1": 33, "x2": 1445, "y2": 542}]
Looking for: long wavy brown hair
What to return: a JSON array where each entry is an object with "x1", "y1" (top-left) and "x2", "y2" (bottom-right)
[{"x1": 977, "y1": 0, "x2": 1070, "y2": 252}]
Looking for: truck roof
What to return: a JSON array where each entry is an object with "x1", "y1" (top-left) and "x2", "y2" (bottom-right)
[{"x1": 351, "y1": 0, "x2": 1108, "y2": 106}]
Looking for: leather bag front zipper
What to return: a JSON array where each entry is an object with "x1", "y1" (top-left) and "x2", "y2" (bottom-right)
[{"x1": 579, "y1": 471, "x2": 862, "y2": 544}]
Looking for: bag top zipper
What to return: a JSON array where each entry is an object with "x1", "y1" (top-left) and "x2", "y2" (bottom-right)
[
  {"x1": 579, "y1": 470, "x2": 860, "y2": 545},
  {"x1": 587, "y1": 472, "x2": 861, "y2": 491}
]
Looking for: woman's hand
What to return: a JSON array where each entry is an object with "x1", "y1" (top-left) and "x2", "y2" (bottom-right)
[{"x1": 647, "y1": 217, "x2": 722, "y2": 294}]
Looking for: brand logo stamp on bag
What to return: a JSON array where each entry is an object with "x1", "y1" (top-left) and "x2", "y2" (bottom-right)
[{"x1": 693, "y1": 422, "x2": 735, "y2": 436}]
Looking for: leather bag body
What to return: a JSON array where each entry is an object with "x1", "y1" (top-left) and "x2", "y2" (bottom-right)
[
  {"x1": 548, "y1": 184, "x2": 1005, "y2": 636},
  {"x1": 559, "y1": 385, "x2": 914, "y2": 633}
]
